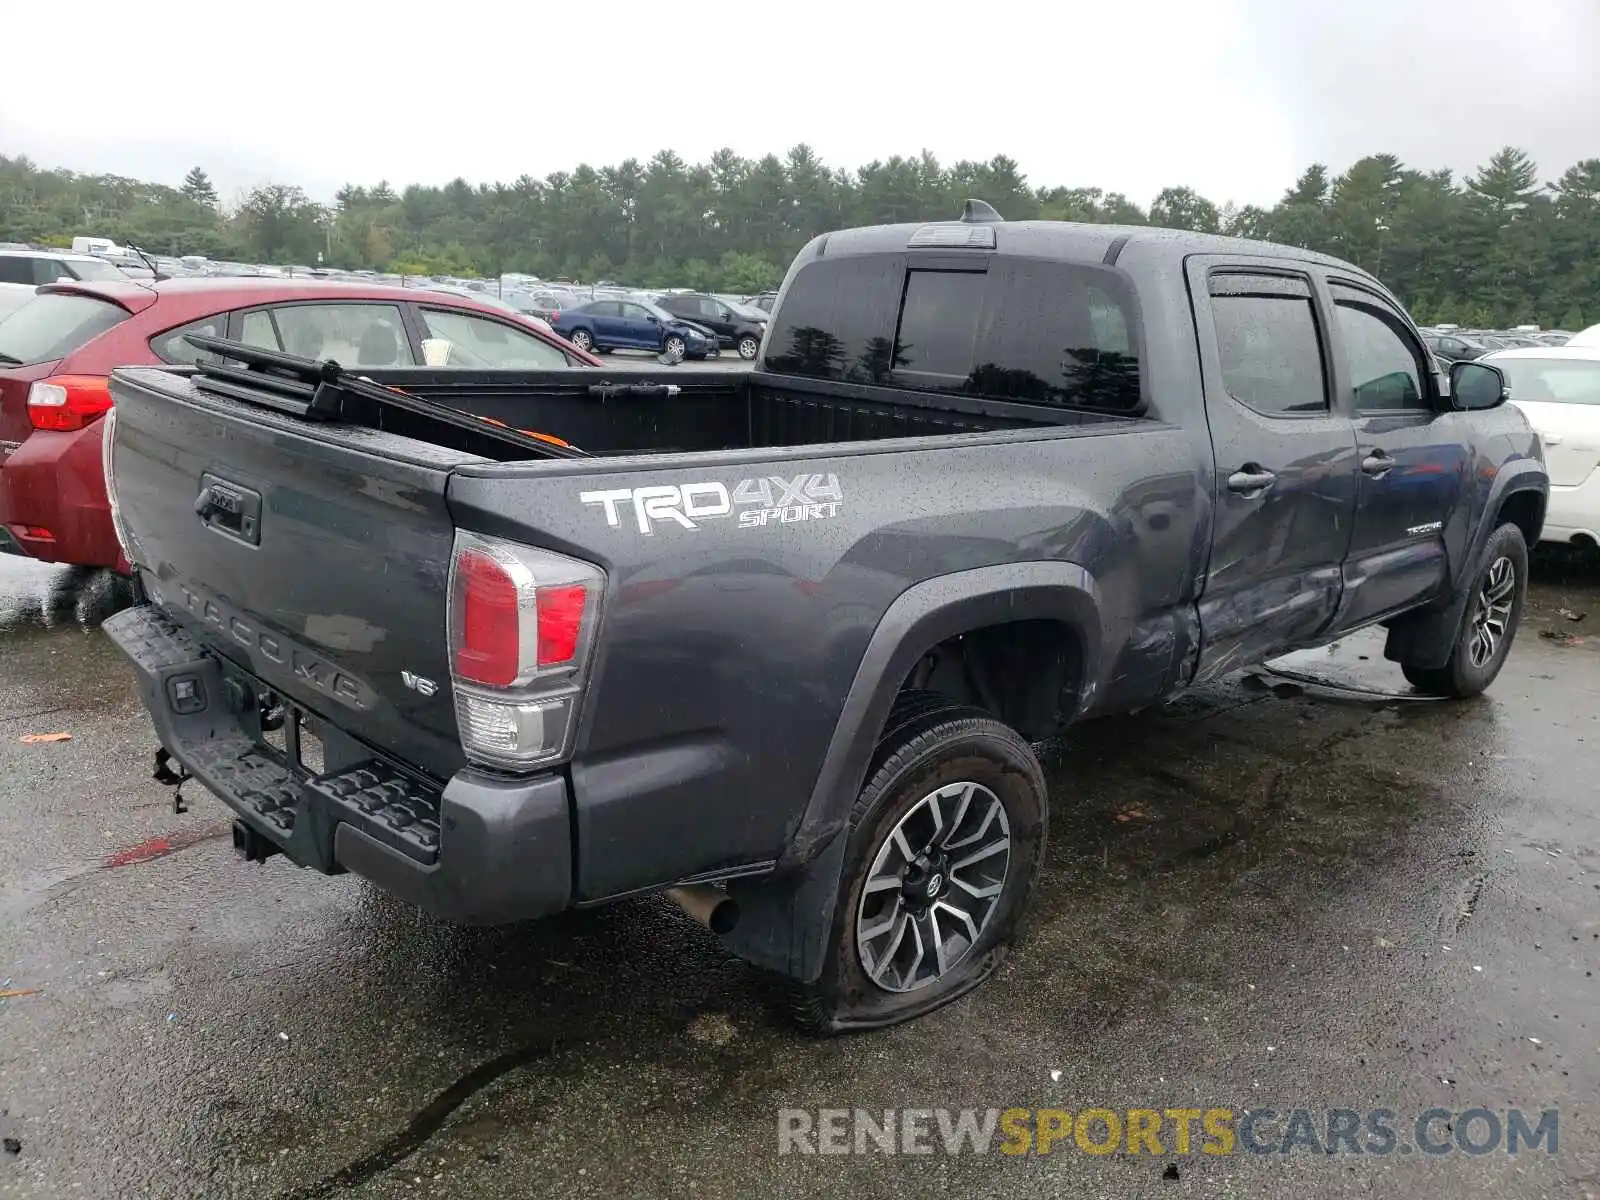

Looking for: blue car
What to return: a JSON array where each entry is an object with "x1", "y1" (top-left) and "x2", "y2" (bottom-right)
[{"x1": 551, "y1": 298, "x2": 717, "y2": 359}]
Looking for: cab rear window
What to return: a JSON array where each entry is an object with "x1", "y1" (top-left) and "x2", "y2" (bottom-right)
[
  {"x1": 763, "y1": 255, "x2": 1141, "y2": 413},
  {"x1": 0, "y1": 293, "x2": 130, "y2": 366}
]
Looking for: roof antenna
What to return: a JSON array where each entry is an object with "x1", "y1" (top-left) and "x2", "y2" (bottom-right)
[{"x1": 961, "y1": 199, "x2": 1003, "y2": 224}]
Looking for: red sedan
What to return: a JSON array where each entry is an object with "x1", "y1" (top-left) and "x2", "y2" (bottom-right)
[{"x1": 0, "y1": 278, "x2": 600, "y2": 570}]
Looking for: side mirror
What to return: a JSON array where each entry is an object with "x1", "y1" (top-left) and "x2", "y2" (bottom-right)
[
  {"x1": 1450, "y1": 360, "x2": 1507, "y2": 411},
  {"x1": 646, "y1": 314, "x2": 660, "y2": 324}
]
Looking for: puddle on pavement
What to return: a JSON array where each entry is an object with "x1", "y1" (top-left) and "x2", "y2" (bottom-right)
[{"x1": 0, "y1": 561, "x2": 135, "y2": 633}]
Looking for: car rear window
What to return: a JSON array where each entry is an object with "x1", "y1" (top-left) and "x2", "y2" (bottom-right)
[
  {"x1": 1495, "y1": 357, "x2": 1600, "y2": 405},
  {"x1": 63, "y1": 258, "x2": 128, "y2": 282},
  {"x1": 763, "y1": 255, "x2": 1142, "y2": 412},
  {"x1": 0, "y1": 293, "x2": 129, "y2": 366}
]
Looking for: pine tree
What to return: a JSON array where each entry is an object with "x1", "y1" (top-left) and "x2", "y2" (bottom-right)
[{"x1": 181, "y1": 167, "x2": 217, "y2": 208}]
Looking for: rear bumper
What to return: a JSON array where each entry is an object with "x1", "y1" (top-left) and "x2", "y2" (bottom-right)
[
  {"x1": 1540, "y1": 473, "x2": 1600, "y2": 545},
  {"x1": 0, "y1": 422, "x2": 124, "y2": 568},
  {"x1": 103, "y1": 603, "x2": 573, "y2": 924}
]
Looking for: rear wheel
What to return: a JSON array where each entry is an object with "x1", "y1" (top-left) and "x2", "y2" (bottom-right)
[
  {"x1": 1402, "y1": 522, "x2": 1527, "y2": 697},
  {"x1": 786, "y1": 692, "x2": 1047, "y2": 1034},
  {"x1": 567, "y1": 328, "x2": 594, "y2": 352}
]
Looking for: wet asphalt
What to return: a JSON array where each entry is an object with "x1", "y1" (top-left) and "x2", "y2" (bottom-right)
[{"x1": 0, "y1": 552, "x2": 1597, "y2": 1199}]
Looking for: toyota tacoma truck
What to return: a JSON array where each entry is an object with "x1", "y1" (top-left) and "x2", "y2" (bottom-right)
[{"x1": 101, "y1": 203, "x2": 1547, "y2": 1033}]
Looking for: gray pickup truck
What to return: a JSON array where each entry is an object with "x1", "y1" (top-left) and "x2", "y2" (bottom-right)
[{"x1": 102, "y1": 204, "x2": 1546, "y2": 1032}]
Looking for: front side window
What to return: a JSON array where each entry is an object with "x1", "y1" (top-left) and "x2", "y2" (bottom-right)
[
  {"x1": 0, "y1": 258, "x2": 33, "y2": 285},
  {"x1": 418, "y1": 308, "x2": 571, "y2": 368},
  {"x1": 1208, "y1": 273, "x2": 1328, "y2": 416},
  {"x1": 1331, "y1": 284, "x2": 1427, "y2": 411}
]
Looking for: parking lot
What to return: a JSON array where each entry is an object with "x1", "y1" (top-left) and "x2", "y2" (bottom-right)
[{"x1": 1, "y1": 552, "x2": 1597, "y2": 1199}]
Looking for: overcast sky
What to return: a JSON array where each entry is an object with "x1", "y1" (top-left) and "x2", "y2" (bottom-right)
[{"x1": 3, "y1": 0, "x2": 1595, "y2": 208}]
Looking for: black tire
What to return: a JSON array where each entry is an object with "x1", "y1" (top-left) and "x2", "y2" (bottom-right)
[
  {"x1": 1402, "y1": 522, "x2": 1528, "y2": 697},
  {"x1": 786, "y1": 691, "x2": 1047, "y2": 1035},
  {"x1": 567, "y1": 328, "x2": 594, "y2": 352},
  {"x1": 736, "y1": 334, "x2": 760, "y2": 360},
  {"x1": 662, "y1": 334, "x2": 687, "y2": 361}
]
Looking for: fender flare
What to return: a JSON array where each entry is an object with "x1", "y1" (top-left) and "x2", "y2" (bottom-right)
[
  {"x1": 784, "y1": 561, "x2": 1102, "y2": 870},
  {"x1": 720, "y1": 562, "x2": 1102, "y2": 984}
]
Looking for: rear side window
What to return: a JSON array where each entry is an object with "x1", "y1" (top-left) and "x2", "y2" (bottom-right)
[
  {"x1": 150, "y1": 314, "x2": 227, "y2": 365},
  {"x1": 765, "y1": 256, "x2": 1141, "y2": 412},
  {"x1": 238, "y1": 303, "x2": 416, "y2": 367},
  {"x1": 0, "y1": 258, "x2": 32, "y2": 285},
  {"x1": 762, "y1": 257, "x2": 902, "y2": 385},
  {"x1": 1208, "y1": 273, "x2": 1328, "y2": 416},
  {"x1": 0, "y1": 293, "x2": 129, "y2": 366}
]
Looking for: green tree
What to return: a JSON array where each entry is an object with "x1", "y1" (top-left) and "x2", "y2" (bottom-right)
[{"x1": 180, "y1": 166, "x2": 217, "y2": 207}]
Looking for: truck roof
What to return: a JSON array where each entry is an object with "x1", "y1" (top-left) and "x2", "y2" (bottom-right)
[{"x1": 815, "y1": 215, "x2": 1363, "y2": 276}]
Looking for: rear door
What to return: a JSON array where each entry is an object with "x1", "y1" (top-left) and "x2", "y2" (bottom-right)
[
  {"x1": 1325, "y1": 279, "x2": 1460, "y2": 628},
  {"x1": 1185, "y1": 257, "x2": 1361, "y2": 682}
]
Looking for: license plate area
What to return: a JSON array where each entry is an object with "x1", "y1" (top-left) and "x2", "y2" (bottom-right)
[{"x1": 258, "y1": 695, "x2": 329, "y2": 779}]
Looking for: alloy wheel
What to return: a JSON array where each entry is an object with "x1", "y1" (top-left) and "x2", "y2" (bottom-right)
[
  {"x1": 1468, "y1": 555, "x2": 1515, "y2": 668},
  {"x1": 855, "y1": 780, "x2": 1011, "y2": 993}
]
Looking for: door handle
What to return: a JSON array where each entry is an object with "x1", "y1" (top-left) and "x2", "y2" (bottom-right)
[
  {"x1": 1226, "y1": 465, "x2": 1277, "y2": 495},
  {"x1": 1360, "y1": 450, "x2": 1394, "y2": 478}
]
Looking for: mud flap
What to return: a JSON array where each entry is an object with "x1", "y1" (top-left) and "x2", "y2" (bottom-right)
[
  {"x1": 1384, "y1": 584, "x2": 1472, "y2": 670},
  {"x1": 720, "y1": 831, "x2": 847, "y2": 984}
]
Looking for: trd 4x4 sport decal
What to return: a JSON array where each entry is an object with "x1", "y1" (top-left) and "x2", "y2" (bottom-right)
[{"x1": 580, "y1": 473, "x2": 844, "y2": 535}]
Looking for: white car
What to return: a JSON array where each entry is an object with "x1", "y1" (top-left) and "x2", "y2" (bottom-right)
[{"x1": 1487, "y1": 345, "x2": 1600, "y2": 547}]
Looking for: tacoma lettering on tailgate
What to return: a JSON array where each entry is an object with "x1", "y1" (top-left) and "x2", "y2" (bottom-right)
[{"x1": 150, "y1": 575, "x2": 379, "y2": 712}]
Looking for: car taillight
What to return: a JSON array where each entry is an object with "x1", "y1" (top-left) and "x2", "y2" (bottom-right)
[
  {"x1": 447, "y1": 531, "x2": 605, "y2": 770},
  {"x1": 28, "y1": 375, "x2": 113, "y2": 432}
]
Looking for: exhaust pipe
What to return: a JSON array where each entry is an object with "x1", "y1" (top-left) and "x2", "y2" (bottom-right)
[{"x1": 664, "y1": 884, "x2": 739, "y2": 935}]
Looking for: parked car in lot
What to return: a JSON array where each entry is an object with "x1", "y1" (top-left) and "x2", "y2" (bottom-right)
[
  {"x1": 0, "y1": 278, "x2": 599, "y2": 568},
  {"x1": 550, "y1": 297, "x2": 717, "y2": 358},
  {"x1": 1487, "y1": 345, "x2": 1600, "y2": 548},
  {"x1": 1424, "y1": 331, "x2": 1489, "y2": 362},
  {"x1": 0, "y1": 250, "x2": 134, "y2": 319},
  {"x1": 653, "y1": 292, "x2": 768, "y2": 359},
  {"x1": 102, "y1": 204, "x2": 1545, "y2": 1033}
]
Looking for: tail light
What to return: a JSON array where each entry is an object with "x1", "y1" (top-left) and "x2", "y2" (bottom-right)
[
  {"x1": 28, "y1": 375, "x2": 113, "y2": 432},
  {"x1": 447, "y1": 531, "x2": 605, "y2": 771}
]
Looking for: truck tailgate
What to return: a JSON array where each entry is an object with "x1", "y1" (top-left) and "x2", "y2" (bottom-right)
[{"x1": 106, "y1": 367, "x2": 472, "y2": 781}]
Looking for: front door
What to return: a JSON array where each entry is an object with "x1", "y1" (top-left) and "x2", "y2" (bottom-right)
[
  {"x1": 618, "y1": 302, "x2": 658, "y2": 349},
  {"x1": 1325, "y1": 278, "x2": 1462, "y2": 628},
  {"x1": 1187, "y1": 259, "x2": 1361, "y2": 683}
]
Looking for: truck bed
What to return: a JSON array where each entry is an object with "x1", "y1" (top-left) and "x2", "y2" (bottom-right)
[{"x1": 327, "y1": 366, "x2": 1125, "y2": 459}]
